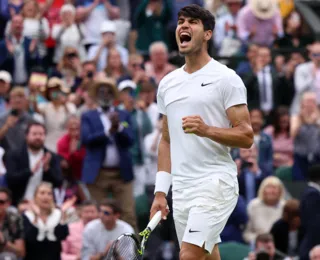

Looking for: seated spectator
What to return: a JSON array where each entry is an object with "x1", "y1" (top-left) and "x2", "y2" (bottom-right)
[
  {"x1": 221, "y1": 195, "x2": 248, "y2": 243},
  {"x1": 0, "y1": 187, "x2": 25, "y2": 260},
  {"x1": 245, "y1": 233, "x2": 285, "y2": 260},
  {"x1": 243, "y1": 176, "x2": 285, "y2": 244},
  {"x1": 0, "y1": 87, "x2": 36, "y2": 152},
  {"x1": 0, "y1": 71, "x2": 11, "y2": 116},
  {"x1": 236, "y1": 0, "x2": 283, "y2": 47},
  {"x1": 81, "y1": 79, "x2": 137, "y2": 231},
  {"x1": 264, "y1": 106, "x2": 294, "y2": 168},
  {"x1": 61, "y1": 200, "x2": 99, "y2": 260},
  {"x1": 23, "y1": 182, "x2": 71, "y2": 260},
  {"x1": 88, "y1": 21, "x2": 129, "y2": 72},
  {"x1": 36, "y1": 77, "x2": 77, "y2": 152},
  {"x1": 299, "y1": 165, "x2": 320, "y2": 260},
  {"x1": 6, "y1": 122, "x2": 62, "y2": 205},
  {"x1": 51, "y1": 4, "x2": 86, "y2": 64},
  {"x1": 102, "y1": 48, "x2": 127, "y2": 82},
  {"x1": 290, "y1": 92, "x2": 320, "y2": 180},
  {"x1": 291, "y1": 42, "x2": 320, "y2": 115},
  {"x1": 270, "y1": 199, "x2": 302, "y2": 257},
  {"x1": 309, "y1": 245, "x2": 320, "y2": 260},
  {"x1": 0, "y1": 14, "x2": 38, "y2": 85},
  {"x1": 144, "y1": 42, "x2": 176, "y2": 85},
  {"x1": 236, "y1": 44, "x2": 258, "y2": 77},
  {"x1": 250, "y1": 109, "x2": 273, "y2": 176},
  {"x1": 82, "y1": 199, "x2": 134, "y2": 260}
]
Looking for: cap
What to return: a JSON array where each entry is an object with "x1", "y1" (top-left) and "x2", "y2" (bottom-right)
[
  {"x1": 118, "y1": 80, "x2": 137, "y2": 92},
  {"x1": 100, "y1": 20, "x2": 116, "y2": 34},
  {"x1": 0, "y1": 71, "x2": 12, "y2": 84}
]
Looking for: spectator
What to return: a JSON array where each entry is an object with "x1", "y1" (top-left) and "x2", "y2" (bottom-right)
[
  {"x1": 134, "y1": 0, "x2": 172, "y2": 56},
  {"x1": 57, "y1": 115, "x2": 85, "y2": 181},
  {"x1": 37, "y1": 77, "x2": 77, "y2": 152},
  {"x1": 237, "y1": 0, "x2": 283, "y2": 47},
  {"x1": 80, "y1": 79, "x2": 137, "y2": 230},
  {"x1": 144, "y1": 42, "x2": 176, "y2": 85},
  {"x1": 299, "y1": 165, "x2": 320, "y2": 260},
  {"x1": 236, "y1": 44, "x2": 258, "y2": 77},
  {"x1": 27, "y1": 72, "x2": 48, "y2": 112},
  {"x1": 243, "y1": 176, "x2": 285, "y2": 244},
  {"x1": 0, "y1": 87, "x2": 35, "y2": 152},
  {"x1": 0, "y1": 187, "x2": 25, "y2": 260},
  {"x1": 73, "y1": 60, "x2": 97, "y2": 98},
  {"x1": 118, "y1": 80, "x2": 153, "y2": 197},
  {"x1": 82, "y1": 199, "x2": 134, "y2": 260},
  {"x1": 290, "y1": 92, "x2": 320, "y2": 180},
  {"x1": 102, "y1": 48, "x2": 127, "y2": 81},
  {"x1": 291, "y1": 42, "x2": 320, "y2": 115},
  {"x1": 250, "y1": 109, "x2": 273, "y2": 176},
  {"x1": 51, "y1": 4, "x2": 86, "y2": 64},
  {"x1": 87, "y1": 20, "x2": 129, "y2": 72},
  {"x1": 23, "y1": 182, "x2": 71, "y2": 260},
  {"x1": 0, "y1": 14, "x2": 38, "y2": 85},
  {"x1": 264, "y1": 106, "x2": 294, "y2": 168},
  {"x1": 310, "y1": 245, "x2": 320, "y2": 260},
  {"x1": 6, "y1": 122, "x2": 62, "y2": 205},
  {"x1": 0, "y1": 71, "x2": 11, "y2": 116},
  {"x1": 61, "y1": 200, "x2": 99, "y2": 260},
  {"x1": 270, "y1": 199, "x2": 302, "y2": 257}
]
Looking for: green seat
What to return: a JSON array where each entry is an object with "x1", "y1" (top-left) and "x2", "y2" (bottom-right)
[
  {"x1": 275, "y1": 166, "x2": 293, "y2": 182},
  {"x1": 219, "y1": 242, "x2": 250, "y2": 260}
]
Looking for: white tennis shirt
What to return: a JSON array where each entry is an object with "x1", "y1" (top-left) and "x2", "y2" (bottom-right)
[{"x1": 157, "y1": 59, "x2": 247, "y2": 191}]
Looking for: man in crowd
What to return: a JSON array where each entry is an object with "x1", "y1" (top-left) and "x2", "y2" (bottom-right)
[
  {"x1": 61, "y1": 200, "x2": 99, "y2": 260},
  {"x1": 82, "y1": 199, "x2": 134, "y2": 260},
  {"x1": 6, "y1": 122, "x2": 62, "y2": 205},
  {"x1": 0, "y1": 188, "x2": 25, "y2": 260},
  {"x1": 0, "y1": 71, "x2": 11, "y2": 116},
  {"x1": 80, "y1": 79, "x2": 137, "y2": 230},
  {"x1": 310, "y1": 245, "x2": 320, "y2": 260}
]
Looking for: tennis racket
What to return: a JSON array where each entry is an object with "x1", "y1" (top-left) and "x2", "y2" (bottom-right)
[{"x1": 104, "y1": 211, "x2": 162, "y2": 260}]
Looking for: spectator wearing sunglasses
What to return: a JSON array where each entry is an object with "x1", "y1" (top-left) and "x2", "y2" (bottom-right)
[
  {"x1": 82, "y1": 199, "x2": 134, "y2": 260},
  {"x1": 291, "y1": 42, "x2": 320, "y2": 115}
]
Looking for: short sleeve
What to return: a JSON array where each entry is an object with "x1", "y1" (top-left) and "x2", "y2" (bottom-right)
[
  {"x1": 221, "y1": 72, "x2": 247, "y2": 111},
  {"x1": 156, "y1": 82, "x2": 166, "y2": 115}
]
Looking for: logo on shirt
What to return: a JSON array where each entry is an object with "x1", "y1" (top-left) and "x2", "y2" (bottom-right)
[
  {"x1": 201, "y1": 82, "x2": 213, "y2": 87},
  {"x1": 189, "y1": 229, "x2": 200, "y2": 233}
]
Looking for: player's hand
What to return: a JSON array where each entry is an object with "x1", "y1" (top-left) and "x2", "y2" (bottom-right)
[
  {"x1": 182, "y1": 115, "x2": 209, "y2": 137},
  {"x1": 150, "y1": 193, "x2": 169, "y2": 221}
]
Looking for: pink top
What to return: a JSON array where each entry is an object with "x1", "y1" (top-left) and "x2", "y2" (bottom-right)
[
  {"x1": 61, "y1": 221, "x2": 84, "y2": 260},
  {"x1": 264, "y1": 126, "x2": 294, "y2": 168}
]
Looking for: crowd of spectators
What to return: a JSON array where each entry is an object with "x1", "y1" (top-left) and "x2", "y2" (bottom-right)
[{"x1": 0, "y1": 0, "x2": 319, "y2": 259}]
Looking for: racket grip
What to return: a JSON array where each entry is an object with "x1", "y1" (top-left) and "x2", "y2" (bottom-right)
[{"x1": 147, "y1": 211, "x2": 162, "y2": 231}]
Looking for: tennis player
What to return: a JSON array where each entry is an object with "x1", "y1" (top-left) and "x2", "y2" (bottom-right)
[{"x1": 150, "y1": 4, "x2": 254, "y2": 260}]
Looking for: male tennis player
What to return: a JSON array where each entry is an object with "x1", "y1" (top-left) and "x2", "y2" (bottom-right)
[{"x1": 150, "y1": 4, "x2": 254, "y2": 260}]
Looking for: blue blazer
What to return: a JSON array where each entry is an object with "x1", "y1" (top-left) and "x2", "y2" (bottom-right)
[
  {"x1": 80, "y1": 108, "x2": 134, "y2": 184},
  {"x1": 299, "y1": 185, "x2": 320, "y2": 260}
]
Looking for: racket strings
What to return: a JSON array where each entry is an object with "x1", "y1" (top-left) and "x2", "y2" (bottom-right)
[{"x1": 106, "y1": 236, "x2": 141, "y2": 260}]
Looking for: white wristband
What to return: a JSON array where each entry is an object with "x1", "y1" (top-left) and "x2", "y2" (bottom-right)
[{"x1": 154, "y1": 171, "x2": 172, "y2": 196}]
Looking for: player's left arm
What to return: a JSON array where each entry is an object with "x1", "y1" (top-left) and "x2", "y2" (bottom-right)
[{"x1": 182, "y1": 104, "x2": 254, "y2": 148}]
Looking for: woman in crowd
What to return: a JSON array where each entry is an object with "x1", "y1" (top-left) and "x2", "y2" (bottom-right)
[
  {"x1": 290, "y1": 92, "x2": 320, "y2": 180},
  {"x1": 36, "y1": 77, "x2": 76, "y2": 152},
  {"x1": 51, "y1": 4, "x2": 86, "y2": 64},
  {"x1": 102, "y1": 48, "x2": 127, "y2": 81},
  {"x1": 243, "y1": 176, "x2": 286, "y2": 245},
  {"x1": 23, "y1": 182, "x2": 72, "y2": 260},
  {"x1": 264, "y1": 106, "x2": 294, "y2": 168}
]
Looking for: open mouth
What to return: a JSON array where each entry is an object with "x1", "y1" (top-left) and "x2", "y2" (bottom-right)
[{"x1": 179, "y1": 32, "x2": 192, "y2": 45}]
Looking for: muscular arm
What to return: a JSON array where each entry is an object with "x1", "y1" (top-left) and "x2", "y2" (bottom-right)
[{"x1": 157, "y1": 116, "x2": 171, "y2": 173}]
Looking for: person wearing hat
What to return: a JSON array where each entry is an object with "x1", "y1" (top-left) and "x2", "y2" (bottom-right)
[
  {"x1": 118, "y1": 80, "x2": 153, "y2": 198},
  {"x1": 236, "y1": 0, "x2": 284, "y2": 47},
  {"x1": 0, "y1": 71, "x2": 12, "y2": 115},
  {"x1": 80, "y1": 79, "x2": 137, "y2": 231},
  {"x1": 87, "y1": 20, "x2": 129, "y2": 72}
]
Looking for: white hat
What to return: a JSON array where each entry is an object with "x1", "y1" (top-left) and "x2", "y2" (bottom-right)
[
  {"x1": 118, "y1": 80, "x2": 137, "y2": 92},
  {"x1": 60, "y1": 4, "x2": 76, "y2": 15},
  {"x1": 250, "y1": 0, "x2": 277, "y2": 20},
  {"x1": 0, "y1": 71, "x2": 12, "y2": 84},
  {"x1": 100, "y1": 20, "x2": 116, "y2": 34}
]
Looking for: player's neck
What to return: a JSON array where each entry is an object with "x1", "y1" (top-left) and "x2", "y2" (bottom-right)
[{"x1": 184, "y1": 52, "x2": 212, "y2": 74}]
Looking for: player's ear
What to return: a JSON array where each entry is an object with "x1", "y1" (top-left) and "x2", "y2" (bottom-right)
[{"x1": 204, "y1": 30, "x2": 212, "y2": 41}]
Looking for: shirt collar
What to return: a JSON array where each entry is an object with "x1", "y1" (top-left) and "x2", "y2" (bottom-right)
[
  {"x1": 97, "y1": 106, "x2": 115, "y2": 114},
  {"x1": 308, "y1": 182, "x2": 320, "y2": 192}
]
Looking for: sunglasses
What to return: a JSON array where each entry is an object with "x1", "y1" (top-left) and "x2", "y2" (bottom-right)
[
  {"x1": 101, "y1": 210, "x2": 113, "y2": 216},
  {"x1": 0, "y1": 199, "x2": 8, "y2": 204}
]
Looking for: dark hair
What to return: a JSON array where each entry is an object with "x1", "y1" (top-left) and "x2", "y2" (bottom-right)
[
  {"x1": 99, "y1": 199, "x2": 121, "y2": 214},
  {"x1": 308, "y1": 164, "x2": 320, "y2": 183},
  {"x1": 273, "y1": 106, "x2": 290, "y2": 138},
  {"x1": 82, "y1": 60, "x2": 96, "y2": 68},
  {"x1": 255, "y1": 233, "x2": 274, "y2": 246},
  {"x1": 81, "y1": 200, "x2": 99, "y2": 211},
  {"x1": 282, "y1": 199, "x2": 300, "y2": 221},
  {"x1": 0, "y1": 187, "x2": 12, "y2": 201},
  {"x1": 25, "y1": 121, "x2": 47, "y2": 135},
  {"x1": 250, "y1": 108, "x2": 264, "y2": 118},
  {"x1": 178, "y1": 4, "x2": 215, "y2": 32}
]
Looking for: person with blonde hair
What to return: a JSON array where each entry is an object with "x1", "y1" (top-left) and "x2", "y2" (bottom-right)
[{"x1": 243, "y1": 176, "x2": 286, "y2": 244}]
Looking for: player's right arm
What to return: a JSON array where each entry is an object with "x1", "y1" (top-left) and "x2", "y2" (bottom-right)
[{"x1": 150, "y1": 115, "x2": 171, "y2": 220}]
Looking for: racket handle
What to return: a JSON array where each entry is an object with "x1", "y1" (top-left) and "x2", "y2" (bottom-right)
[{"x1": 147, "y1": 211, "x2": 162, "y2": 231}]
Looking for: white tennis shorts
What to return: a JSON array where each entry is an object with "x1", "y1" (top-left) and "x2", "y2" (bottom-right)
[{"x1": 172, "y1": 175, "x2": 239, "y2": 253}]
